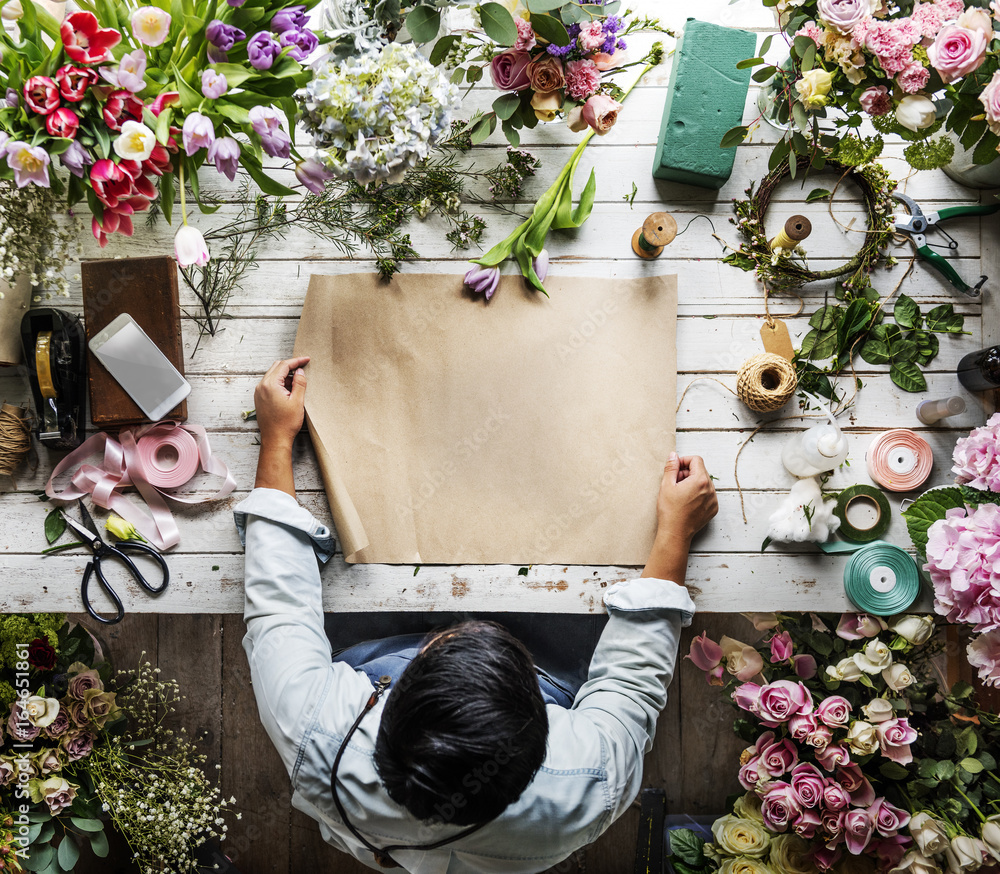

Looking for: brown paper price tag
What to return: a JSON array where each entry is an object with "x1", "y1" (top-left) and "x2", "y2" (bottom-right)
[{"x1": 760, "y1": 319, "x2": 794, "y2": 361}]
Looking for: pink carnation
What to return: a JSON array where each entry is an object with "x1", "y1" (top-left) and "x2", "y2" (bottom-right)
[
  {"x1": 897, "y1": 61, "x2": 931, "y2": 92},
  {"x1": 578, "y1": 20, "x2": 605, "y2": 53},
  {"x1": 514, "y1": 18, "x2": 536, "y2": 53},
  {"x1": 564, "y1": 59, "x2": 600, "y2": 100},
  {"x1": 912, "y1": 3, "x2": 945, "y2": 38},
  {"x1": 860, "y1": 85, "x2": 893, "y2": 115},
  {"x1": 925, "y1": 503, "x2": 1000, "y2": 633},
  {"x1": 934, "y1": 0, "x2": 966, "y2": 19},
  {"x1": 953, "y1": 413, "x2": 1000, "y2": 491},
  {"x1": 968, "y1": 630, "x2": 1000, "y2": 687},
  {"x1": 862, "y1": 19, "x2": 919, "y2": 56},
  {"x1": 795, "y1": 20, "x2": 825, "y2": 45},
  {"x1": 880, "y1": 47, "x2": 916, "y2": 74}
]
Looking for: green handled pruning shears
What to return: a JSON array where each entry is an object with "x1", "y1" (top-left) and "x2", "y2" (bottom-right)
[{"x1": 892, "y1": 192, "x2": 1000, "y2": 296}]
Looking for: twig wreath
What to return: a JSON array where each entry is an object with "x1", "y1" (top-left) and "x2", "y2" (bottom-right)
[{"x1": 723, "y1": 155, "x2": 898, "y2": 291}]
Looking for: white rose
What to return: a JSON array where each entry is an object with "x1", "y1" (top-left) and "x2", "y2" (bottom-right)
[
  {"x1": 883, "y1": 663, "x2": 914, "y2": 692},
  {"x1": 890, "y1": 851, "x2": 943, "y2": 874},
  {"x1": 983, "y1": 816, "x2": 1000, "y2": 863},
  {"x1": 854, "y1": 639, "x2": 893, "y2": 674},
  {"x1": 862, "y1": 698, "x2": 895, "y2": 723},
  {"x1": 890, "y1": 615, "x2": 935, "y2": 645},
  {"x1": 896, "y1": 94, "x2": 937, "y2": 132},
  {"x1": 845, "y1": 720, "x2": 879, "y2": 755},
  {"x1": 911, "y1": 812, "x2": 951, "y2": 856},
  {"x1": 712, "y1": 814, "x2": 772, "y2": 858},
  {"x1": 721, "y1": 636, "x2": 764, "y2": 680},
  {"x1": 946, "y1": 836, "x2": 984, "y2": 874},
  {"x1": 734, "y1": 792, "x2": 765, "y2": 825},
  {"x1": 24, "y1": 696, "x2": 60, "y2": 728},
  {"x1": 770, "y1": 834, "x2": 819, "y2": 874},
  {"x1": 795, "y1": 68, "x2": 834, "y2": 110},
  {"x1": 827, "y1": 657, "x2": 864, "y2": 682},
  {"x1": 956, "y1": 7, "x2": 993, "y2": 38}
]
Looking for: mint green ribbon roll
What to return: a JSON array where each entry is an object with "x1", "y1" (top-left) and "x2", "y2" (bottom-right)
[{"x1": 819, "y1": 540, "x2": 920, "y2": 616}]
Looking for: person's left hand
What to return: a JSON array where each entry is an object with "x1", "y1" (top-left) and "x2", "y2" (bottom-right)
[{"x1": 254, "y1": 356, "x2": 310, "y2": 448}]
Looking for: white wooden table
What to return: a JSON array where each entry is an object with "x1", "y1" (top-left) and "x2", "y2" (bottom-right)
[{"x1": 2, "y1": 0, "x2": 997, "y2": 615}]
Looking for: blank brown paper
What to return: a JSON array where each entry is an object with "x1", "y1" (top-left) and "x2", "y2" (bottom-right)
[{"x1": 293, "y1": 272, "x2": 677, "y2": 564}]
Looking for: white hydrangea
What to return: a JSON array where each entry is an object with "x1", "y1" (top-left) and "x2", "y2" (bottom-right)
[
  {"x1": 299, "y1": 43, "x2": 461, "y2": 185},
  {"x1": 319, "y1": 0, "x2": 386, "y2": 54}
]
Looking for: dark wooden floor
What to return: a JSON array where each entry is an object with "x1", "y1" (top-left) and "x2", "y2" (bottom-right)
[{"x1": 72, "y1": 612, "x2": 756, "y2": 874}]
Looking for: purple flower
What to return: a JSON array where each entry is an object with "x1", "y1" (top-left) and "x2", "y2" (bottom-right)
[
  {"x1": 182, "y1": 111, "x2": 215, "y2": 156},
  {"x1": 278, "y1": 27, "x2": 318, "y2": 61},
  {"x1": 5, "y1": 141, "x2": 50, "y2": 188},
  {"x1": 532, "y1": 249, "x2": 549, "y2": 283},
  {"x1": 464, "y1": 264, "x2": 500, "y2": 300},
  {"x1": 248, "y1": 105, "x2": 290, "y2": 158},
  {"x1": 60, "y1": 140, "x2": 93, "y2": 177},
  {"x1": 295, "y1": 158, "x2": 332, "y2": 194},
  {"x1": 271, "y1": 4, "x2": 307, "y2": 33},
  {"x1": 227, "y1": 0, "x2": 246, "y2": 5},
  {"x1": 208, "y1": 136, "x2": 240, "y2": 181},
  {"x1": 247, "y1": 31, "x2": 280, "y2": 70},
  {"x1": 201, "y1": 68, "x2": 228, "y2": 99},
  {"x1": 5, "y1": 87, "x2": 18, "y2": 108},
  {"x1": 205, "y1": 19, "x2": 245, "y2": 51},
  {"x1": 207, "y1": 43, "x2": 229, "y2": 64}
]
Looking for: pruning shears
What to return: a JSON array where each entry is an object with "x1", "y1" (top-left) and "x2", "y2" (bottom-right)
[{"x1": 892, "y1": 192, "x2": 1000, "y2": 296}]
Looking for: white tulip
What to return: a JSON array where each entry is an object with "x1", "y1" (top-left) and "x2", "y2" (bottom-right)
[
  {"x1": 174, "y1": 226, "x2": 210, "y2": 267},
  {"x1": 896, "y1": 94, "x2": 937, "y2": 132},
  {"x1": 113, "y1": 120, "x2": 157, "y2": 162}
]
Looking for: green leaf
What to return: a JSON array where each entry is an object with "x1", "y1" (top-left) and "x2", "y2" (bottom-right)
[
  {"x1": 890, "y1": 361, "x2": 927, "y2": 392},
  {"x1": 22, "y1": 844, "x2": 53, "y2": 872},
  {"x1": 469, "y1": 112, "x2": 496, "y2": 145},
  {"x1": 429, "y1": 33, "x2": 459, "y2": 66},
  {"x1": 668, "y1": 829, "x2": 706, "y2": 867},
  {"x1": 405, "y1": 5, "x2": 441, "y2": 43},
  {"x1": 502, "y1": 121, "x2": 520, "y2": 147},
  {"x1": 493, "y1": 92, "x2": 520, "y2": 121},
  {"x1": 526, "y1": 0, "x2": 565, "y2": 10},
  {"x1": 893, "y1": 294, "x2": 920, "y2": 330},
  {"x1": 69, "y1": 817, "x2": 103, "y2": 833},
  {"x1": 911, "y1": 330, "x2": 939, "y2": 366},
  {"x1": 44, "y1": 508, "x2": 65, "y2": 544},
  {"x1": 721, "y1": 125, "x2": 749, "y2": 148},
  {"x1": 241, "y1": 155, "x2": 296, "y2": 197},
  {"x1": 529, "y1": 11, "x2": 570, "y2": 46},
  {"x1": 466, "y1": 64, "x2": 483, "y2": 84},
  {"x1": 809, "y1": 305, "x2": 838, "y2": 331},
  {"x1": 925, "y1": 304, "x2": 964, "y2": 334},
  {"x1": 838, "y1": 298, "x2": 872, "y2": 350},
  {"x1": 902, "y1": 486, "x2": 965, "y2": 556},
  {"x1": 736, "y1": 57, "x2": 765, "y2": 69},
  {"x1": 806, "y1": 188, "x2": 831, "y2": 203},
  {"x1": 57, "y1": 836, "x2": 79, "y2": 870},
  {"x1": 880, "y1": 761, "x2": 910, "y2": 780},
  {"x1": 89, "y1": 829, "x2": 109, "y2": 858},
  {"x1": 937, "y1": 759, "x2": 956, "y2": 780},
  {"x1": 480, "y1": 2, "x2": 519, "y2": 45},
  {"x1": 960, "y1": 757, "x2": 985, "y2": 774},
  {"x1": 160, "y1": 171, "x2": 175, "y2": 225},
  {"x1": 859, "y1": 340, "x2": 890, "y2": 365}
]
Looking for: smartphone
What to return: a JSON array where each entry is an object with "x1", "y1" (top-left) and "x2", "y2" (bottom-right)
[{"x1": 89, "y1": 313, "x2": 191, "y2": 421}]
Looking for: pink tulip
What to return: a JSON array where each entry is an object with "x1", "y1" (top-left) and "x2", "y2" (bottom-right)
[
  {"x1": 686, "y1": 632, "x2": 723, "y2": 671},
  {"x1": 174, "y1": 225, "x2": 210, "y2": 267},
  {"x1": 769, "y1": 631, "x2": 794, "y2": 663},
  {"x1": 464, "y1": 264, "x2": 500, "y2": 301},
  {"x1": 149, "y1": 91, "x2": 180, "y2": 117}
]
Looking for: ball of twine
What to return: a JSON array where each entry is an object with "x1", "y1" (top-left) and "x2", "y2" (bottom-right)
[
  {"x1": 0, "y1": 403, "x2": 31, "y2": 482},
  {"x1": 736, "y1": 353, "x2": 797, "y2": 412}
]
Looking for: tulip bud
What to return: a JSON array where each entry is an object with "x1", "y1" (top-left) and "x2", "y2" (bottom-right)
[{"x1": 105, "y1": 513, "x2": 145, "y2": 542}]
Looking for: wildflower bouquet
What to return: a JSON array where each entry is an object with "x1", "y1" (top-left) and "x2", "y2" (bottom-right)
[
  {"x1": 728, "y1": 0, "x2": 1000, "y2": 173},
  {"x1": 673, "y1": 611, "x2": 941, "y2": 874},
  {"x1": 903, "y1": 414, "x2": 1000, "y2": 694},
  {"x1": 0, "y1": 0, "x2": 320, "y2": 264}
]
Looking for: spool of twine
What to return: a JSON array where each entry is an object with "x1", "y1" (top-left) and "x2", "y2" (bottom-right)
[
  {"x1": 0, "y1": 403, "x2": 31, "y2": 482},
  {"x1": 736, "y1": 353, "x2": 797, "y2": 412}
]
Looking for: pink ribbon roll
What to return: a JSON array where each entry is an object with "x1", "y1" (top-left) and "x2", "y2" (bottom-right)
[
  {"x1": 46, "y1": 421, "x2": 236, "y2": 551},
  {"x1": 866, "y1": 429, "x2": 933, "y2": 492}
]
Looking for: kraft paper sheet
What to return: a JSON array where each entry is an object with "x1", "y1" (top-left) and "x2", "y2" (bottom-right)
[{"x1": 293, "y1": 273, "x2": 678, "y2": 564}]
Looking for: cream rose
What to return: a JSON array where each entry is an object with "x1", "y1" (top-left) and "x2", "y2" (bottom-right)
[
  {"x1": 721, "y1": 636, "x2": 765, "y2": 681},
  {"x1": 889, "y1": 851, "x2": 941, "y2": 874},
  {"x1": 983, "y1": 815, "x2": 1000, "y2": 863},
  {"x1": 890, "y1": 615, "x2": 935, "y2": 645},
  {"x1": 883, "y1": 663, "x2": 914, "y2": 692},
  {"x1": 910, "y1": 812, "x2": 950, "y2": 856},
  {"x1": 24, "y1": 696, "x2": 60, "y2": 728},
  {"x1": 795, "y1": 68, "x2": 834, "y2": 110},
  {"x1": 712, "y1": 815, "x2": 772, "y2": 859},
  {"x1": 769, "y1": 834, "x2": 819, "y2": 874},
  {"x1": 719, "y1": 858, "x2": 778, "y2": 874},
  {"x1": 956, "y1": 8, "x2": 993, "y2": 39},
  {"x1": 530, "y1": 90, "x2": 562, "y2": 122},
  {"x1": 862, "y1": 698, "x2": 895, "y2": 723},
  {"x1": 734, "y1": 791, "x2": 765, "y2": 825},
  {"x1": 947, "y1": 836, "x2": 984, "y2": 873},
  {"x1": 854, "y1": 639, "x2": 893, "y2": 674},
  {"x1": 845, "y1": 720, "x2": 879, "y2": 755},
  {"x1": 827, "y1": 657, "x2": 864, "y2": 682}
]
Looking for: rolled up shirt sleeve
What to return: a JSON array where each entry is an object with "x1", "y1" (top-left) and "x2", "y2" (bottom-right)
[
  {"x1": 234, "y1": 488, "x2": 371, "y2": 776},
  {"x1": 572, "y1": 578, "x2": 696, "y2": 824}
]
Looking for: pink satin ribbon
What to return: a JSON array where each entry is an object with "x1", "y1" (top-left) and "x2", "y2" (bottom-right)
[{"x1": 46, "y1": 421, "x2": 236, "y2": 550}]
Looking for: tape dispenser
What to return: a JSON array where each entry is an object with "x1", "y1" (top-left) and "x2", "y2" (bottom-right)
[{"x1": 20, "y1": 308, "x2": 87, "y2": 449}]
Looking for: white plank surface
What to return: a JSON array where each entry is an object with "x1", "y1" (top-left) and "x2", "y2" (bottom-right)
[{"x1": 2, "y1": 0, "x2": 996, "y2": 614}]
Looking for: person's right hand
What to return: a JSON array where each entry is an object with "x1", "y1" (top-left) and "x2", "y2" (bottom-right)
[
  {"x1": 653, "y1": 452, "x2": 718, "y2": 543},
  {"x1": 254, "y1": 356, "x2": 310, "y2": 449}
]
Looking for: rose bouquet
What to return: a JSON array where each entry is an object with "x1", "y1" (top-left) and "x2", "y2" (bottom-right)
[
  {"x1": 727, "y1": 0, "x2": 1000, "y2": 173},
  {"x1": 903, "y1": 414, "x2": 1000, "y2": 692},
  {"x1": 0, "y1": 0, "x2": 320, "y2": 266},
  {"x1": 672, "y1": 611, "x2": 943, "y2": 874}
]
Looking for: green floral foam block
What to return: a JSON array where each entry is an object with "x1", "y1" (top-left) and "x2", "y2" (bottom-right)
[{"x1": 652, "y1": 19, "x2": 756, "y2": 190}]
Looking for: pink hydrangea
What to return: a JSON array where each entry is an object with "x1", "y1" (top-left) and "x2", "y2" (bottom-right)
[
  {"x1": 795, "y1": 20, "x2": 825, "y2": 45},
  {"x1": 934, "y1": 0, "x2": 966, "y2": 19},
  {"x1": 968, "y1": 630, "x2": 1000, "y2": 687},
  {"x1": 953, "y1": 412, "x2": 1000, "y2": 491},
  {"x1": 925, "y1": 504, "x2": 1000, "y2": 633},
  {"x1": 578, "y1": 20, "x2": 605, "y2": 53},
  {"x1": 897, "y1": 61, "x2": 931, "y2": 92},
  {"x1": 514, "y1": 18, "x2": 535, "y2": 53},
  {"x1": 564, "y1": 59, "x2": 600, "y2": 100},
  {"x1": 912, "y1": 3, "x2": 945, "y2": 38},
  {"x1": 860, "y1": 85, "x2": 893, "y2": 115}
]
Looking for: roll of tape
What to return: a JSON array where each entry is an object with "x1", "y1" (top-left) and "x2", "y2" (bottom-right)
[
  {"x1": 866, "y1": 430, "x2": 933, "y2": 492},
  {"x1": 834, "y1": 484, "x2": 891, "y2": 543},
  {"x1": 35, "y1": 331, "x2": 56, "y2": 399},
  {"x1": 135, "y1": 428, "x2": 201, "y2": 489},
  {"x1": 844, "y1": 543, "x2": 920, "y2": 616}
]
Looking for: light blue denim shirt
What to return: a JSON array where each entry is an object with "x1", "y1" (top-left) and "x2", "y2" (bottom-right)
[{"x1": 235, "y1": 488, "x2": 696, "y2": 874}]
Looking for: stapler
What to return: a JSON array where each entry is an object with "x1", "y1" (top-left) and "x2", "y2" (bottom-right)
[{"x1": 20, "y1": 308, "x2": 87, "y2": 449}]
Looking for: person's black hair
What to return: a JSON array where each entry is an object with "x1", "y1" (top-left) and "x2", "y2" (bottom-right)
[{"x1": 373, "y1": 620, "x2": 549, "y2": 826}]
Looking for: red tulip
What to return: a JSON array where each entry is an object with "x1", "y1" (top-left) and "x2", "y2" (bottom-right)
[
  {"x1": 46, "y1": 107, "x2": 80, "y2": 139},
  {"x1": 23, "y1": 76, "x2": 60, "y2": 115},
  {"x1": 55, "y1": 65, "x2": 98, "y2": 102},
  {"x1": 61, "y1": 11, "x2": 121, "y2": 65},
  {"x1": 102, "y1": 89, "x2": 143, "y2": 131},
  {"x1": 149, "y1": 91, "x2": 180, "y2": 117}
]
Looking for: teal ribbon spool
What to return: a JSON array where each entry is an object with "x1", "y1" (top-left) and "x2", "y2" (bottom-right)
[{"x1": 820, "y1": 540, "x2": 921, "y2": 616}]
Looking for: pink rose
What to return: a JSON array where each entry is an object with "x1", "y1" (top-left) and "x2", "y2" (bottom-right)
[
  {"x1": 738, "y1": 756, "x2": 766, "y2": 790},
  {"x1": 815, "y1": 743, "x2": 850, "y2": 771},
  {"x1": 836, "y1": 763, "x2": 876, "y2": 806},
  {"x1": 41, "y1": 707, "x2": 70, "y2": 740},
  {"x1": 816, "y1": 695, "x2": 852, "y2": 728},
  {"x1": 527, "y1": 55, "x2": 566, "y2": 93},
  {"x1": 790, "y1": 763, "x2": 826, "y2": 808},
  {"x1": 687, "y1": 632, "x2": 723, "y2": 671},
  {"x1": 759, "y1": 736, "x2": 799, "y2": 776},
  {"x1": 813, "y1": 845, "x2": 843, "y2": 872},
  {"x1": 927, "y1": 24, "x2": 988, "y2": 83},
  {"x1": 844, "y1": 808, "x2": 875, "y2": 854},
  {"x1": 513, "y1": 18, "x2": 535, "y2": 52},
  {"x1": 769, "y1": 631, "x2": 794, "y2": 663},
  {"x1": 67, "y1": 667, "x2": 103, "y2": 701},
  {"x1": 822, "y1": 780, "x2": 850, "y2": 810},
  {"x1": 793, "y1": 654, "x2": 817, "y2": 679},
  {"x1": 968, "y1": 630, "x2": 1000, "y2": 687},
  {"x1": 7, "y1": 702, "x2": 40, "y2": 742},
  {"x1": 860, "y1": 85, "x2": 893, "y2": 115},
  {"x1": 821, "y1": 808, "x2": 845, "y2": 840},
  {"x1": 60, "y1": 728, "x2": 95, "y2": 762},
  {"x1": 817, "y1": 0, "x2": 874, "y2": 33},
  {"x1": 490, "y1": 50, "x2": 532, "y2": 92},
  {"x1": 757, "y1": 680, "x2": 814, "y2": 726},
  {"x1": 871, "y1": 834, "x2": 911, "y2": 868},
  {"x1": 897, "y1": 62, "x2": 931, "y2": 93},
  {"x1": 806, "y1": 724, "x2": 833, "y2": 750},
  {"x1": 591, "y1": 51, "x2": 625, "y2": 71},
  {"x1": 733, "y1": 682, "x2": 762, "y2": 713},
  {"x1": 789, "y1": 713, "x2": 817, "y2": 741},
  {"x1": 792, "y1": 807, "x2": 822, "y2": 839},
  {"x1": 871, "y1": 797, "x2": 911, "y2": 837},
  {"x1": 581, "y1": 94, "x2": 622, "y2": 135},
  {"x1": 564, "y1": 59, "x2": 600, "y2": 100},
  {"x1": 762, "y1": 782, "x2": 801, "y2": 832},
  {"x1": 578, "y1": 19, "x2": 605, "y2": 52},
  {"x1": 836, "y1": 613, "x2": 886, "y2": 640},
  {"x1": 876, "y1": 718, "x2": 917, "y2": 764}
]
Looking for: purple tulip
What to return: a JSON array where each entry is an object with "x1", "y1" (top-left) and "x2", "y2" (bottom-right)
[
  {"x1": 278, "y1": 28, "x2": 318, "y2": 62},
  {"x1": 227, "y1": 0, "x2": 246, "y2": 5},
  {"x1": 207, "y1": 44, "x2": 229, "y2": 64},
  {"x1": 533, "y1": 249, "x2": 549, "y2": 283},
  {"x1": 464, "y1": 265, "x2": 501, "y2": 301},
  {"x1": 208, "y1": 136, "x2": 240, "y2": 181},
  {"x1": 182, "y1": 111, "x2": 215, "y2": 156},
  {"x1": 201, "y1": 68, "x2": 228, "y2": 99},
  {"x1": 247, "y1": 31, "x2": 280, "y2": 70},
  {"x1": 60, "y1": 140, "x2": 93, "y2": 177},
  {"x1": 271, "y1": 4, "x2": 307, "y2": 33},
  {"x1": 205, "y1": 19, "x2": 245, "y2": 51},
  {"x1": 295, "y1": 158, "x2": 332, "y2": 194},
  {"x1": 5, "y1": 87, "x2": 18, "y2": 108},
  {"x1": 248, "y1": 105, "x2": 290, "y2": 158}
]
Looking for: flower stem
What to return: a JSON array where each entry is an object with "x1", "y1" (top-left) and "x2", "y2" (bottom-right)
[
  {"x1": 178, "y1": 158, "x2": 188, "y2": 227},
  {"x1": 954, "y1": 783, "x2": 987, "y2": 823}
]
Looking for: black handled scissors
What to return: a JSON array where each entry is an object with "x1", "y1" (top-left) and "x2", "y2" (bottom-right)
[{"x1": 62, "y1": 499, "x2": 169, "y2": 625}]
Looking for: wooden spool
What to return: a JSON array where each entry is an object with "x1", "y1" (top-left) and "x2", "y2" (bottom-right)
[
  {"x1": 769, "y1": 214, "x2": 812, "y2": 251},
  {"x1": 631, "y1": 212, "x2": 677, "y2": 259}
]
